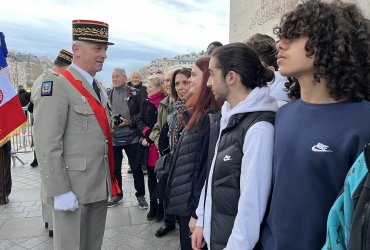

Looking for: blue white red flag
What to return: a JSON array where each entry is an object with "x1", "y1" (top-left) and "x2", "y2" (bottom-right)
[{"x1": 0, "y1": 32, "x2": 27, "y2": 146}]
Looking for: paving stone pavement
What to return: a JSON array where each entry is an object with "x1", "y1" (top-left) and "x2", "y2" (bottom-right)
[{"x1": 0, "y1": 150, "x2": 180, "y2": 249}]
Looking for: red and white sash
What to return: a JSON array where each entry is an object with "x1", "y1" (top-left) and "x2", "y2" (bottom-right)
[{"x1": 60, "y1": 70, "x2": 120, "y2": 196}]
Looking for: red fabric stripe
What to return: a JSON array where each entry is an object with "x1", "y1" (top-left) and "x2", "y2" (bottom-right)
[
  {"x1": 72, "y1": 20, "x2": 108, "y2": 27},
  {"x1": 60, "y1": 70, "x2": 120, "y2": 196},
  {"x1": 0, "y1": 96, "x2": 27, "y2": 141}
]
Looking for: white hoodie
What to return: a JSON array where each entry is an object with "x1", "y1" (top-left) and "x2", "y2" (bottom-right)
[
  {"x1": 196, "y1": 86, "x2": 278, "y2": 250},
  {"x1": 268, "y1": 71, "x2": 290, "y2": 108}
]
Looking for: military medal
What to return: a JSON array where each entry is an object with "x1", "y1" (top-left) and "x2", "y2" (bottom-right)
[{"x1": 81, "y1": 96, "x2": 87, "y2": 103}]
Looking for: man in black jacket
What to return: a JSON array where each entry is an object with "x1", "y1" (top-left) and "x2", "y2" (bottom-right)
[
  {"x1": 17, "y1": 85, "x2": 31, "y2": 107},
  {"x1": 17, "y1": 85, "x2": 30, "y2": 117}
]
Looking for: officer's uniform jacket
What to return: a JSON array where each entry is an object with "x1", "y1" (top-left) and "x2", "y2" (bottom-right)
[
  {"x1": 33, "y1": 69, "x2": 54, "y2": 206},
  {"x1": 31, "y1": 65, "x2": 112, "y2": 204}
]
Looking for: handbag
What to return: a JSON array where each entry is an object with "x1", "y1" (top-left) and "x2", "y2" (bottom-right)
[
  {"x1": 154, "y1": 154, "x2": 168, "y2": 180},
  {"x1": 112, "y1": 131, "x2": 136, "y2": 147},
  {"x1": 153, "y1": 153, "x2": 173, "y2": 199}
]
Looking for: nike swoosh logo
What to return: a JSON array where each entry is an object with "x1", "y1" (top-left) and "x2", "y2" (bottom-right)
[
  {"x1": 311, "y1": 146, "x2": 332, "y2": 152},
  {"x1": 223, "y1": 155, "x2": 232, "y2": 161}
]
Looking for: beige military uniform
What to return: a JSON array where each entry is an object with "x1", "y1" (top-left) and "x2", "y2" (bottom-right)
[
  {"x1": 32, "y1": 65, "x2": 111, "y2": 250},
  {"x1": 32, "y1": 70, "x2": 54, "y2": 233}
]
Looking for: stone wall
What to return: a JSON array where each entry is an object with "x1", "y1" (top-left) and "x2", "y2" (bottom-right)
[{"x1": 230, "y1": 0, "x2": 370, "y2": 42}]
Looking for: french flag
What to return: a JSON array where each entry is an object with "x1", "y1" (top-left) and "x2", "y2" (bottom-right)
[{"x1": 0, "y1": 32, "x2": 27, "y2": 146}]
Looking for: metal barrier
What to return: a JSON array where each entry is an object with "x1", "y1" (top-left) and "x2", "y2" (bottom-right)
[{"x1": 11, "y1": 107, "x2": 33, "y2": 167}]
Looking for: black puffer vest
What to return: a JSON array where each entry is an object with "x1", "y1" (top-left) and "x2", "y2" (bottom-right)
[
  {"x1": 209, "y1": 111, "x2": 275, "y2": 250},
  {"x1": 166, "y1": 116, "x2": 209, "y2": 216}
]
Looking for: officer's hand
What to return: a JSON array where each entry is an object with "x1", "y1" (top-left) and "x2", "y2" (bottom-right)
[
  {"x1": 54, "y1": 191, "x2": 79, "y2": 212},
  {"x1": 191, "y1": 226, "x2": 205, "y2": 250}
]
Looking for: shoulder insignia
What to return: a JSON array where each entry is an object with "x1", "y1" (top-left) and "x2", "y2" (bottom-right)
[{"x1": 41, "y1": 81, "x2": 53, "y2": 96}]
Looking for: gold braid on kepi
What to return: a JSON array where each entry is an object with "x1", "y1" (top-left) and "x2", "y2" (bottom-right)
[
  {"x1": 57, "y1": 49, "x2": 73, "y2": 65},
  {"x1": 72, "y1": 19, "x2": 114, "y2": 45}
]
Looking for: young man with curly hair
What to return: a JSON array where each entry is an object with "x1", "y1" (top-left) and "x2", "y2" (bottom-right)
[{"x1": 257, "y1": 1, "x2": 370, "y2": 249}]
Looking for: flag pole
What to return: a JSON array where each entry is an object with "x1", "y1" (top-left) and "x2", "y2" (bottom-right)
[{"x1": 0, "y1": 143, "x2": 6, "y2": 205}]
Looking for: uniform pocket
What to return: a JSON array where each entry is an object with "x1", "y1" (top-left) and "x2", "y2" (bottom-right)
[
  {"x1": 65, "y1": 157, "x2": 87, "y2": 171},
  {"x1": 70, "y1": 104, "x2": 94, "y2": 133},
  {"x1": 64, "y1": 157, "x2": 86, "y2": 199}
]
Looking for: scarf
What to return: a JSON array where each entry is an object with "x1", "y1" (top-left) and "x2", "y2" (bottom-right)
[
  {"x1": 148, "y1": 92, "x2": 166, "y2": 109},
  {"x1": 169, "y1": 98, "x2": 188, "y2": 151}
]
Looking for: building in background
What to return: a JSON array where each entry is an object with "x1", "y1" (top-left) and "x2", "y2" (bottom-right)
[
  {"x1": 139, "y1": 52, "x2": 202, "y2": 83},
  {"x1": 7, "y1": 51, "x2": 53, "y2": 91},
  {"x1": 230, "y1": 0, "x2": 370, "y2": 43}
]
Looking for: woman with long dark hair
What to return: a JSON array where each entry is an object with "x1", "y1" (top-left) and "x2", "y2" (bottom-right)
[
  {"x1": 166, "y1": 57, "x2": 223, "y2": 249},
  {"x1": 154, "y1": 68, "x2": 192, "y2": 238}
]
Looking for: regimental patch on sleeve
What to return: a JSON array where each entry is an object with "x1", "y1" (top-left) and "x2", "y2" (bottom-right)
[{"x1": 41, "y1": 81, "x2": 53, "y2": 96}]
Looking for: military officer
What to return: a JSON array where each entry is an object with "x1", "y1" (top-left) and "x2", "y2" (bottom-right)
[
  {"x1": 31, "y1": 48, "x2": 73, "y2": 237},
  {"x1": 32, "y1": 20, "x2": 119, "y2": 250}
]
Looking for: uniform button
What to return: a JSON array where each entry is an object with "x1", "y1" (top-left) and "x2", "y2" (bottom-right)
[
  {"x1": 66, "y1": 166, "x2": 69, "y2": 169},
  {"x1": 106, "y1": 140, "x2": 108, "y2": 143},
  {"x1": 43, "y1": 161, "x2": 47, "y2": 163},
  {"x1": 45, "y1": 176, "x2": 48, "y2": 179},
  {"x1": 104, "y1": 155, "x2": 108, "y2": 158},
  {"x1": 84, "y1": 111, "x2": 88, "y2": 115}
]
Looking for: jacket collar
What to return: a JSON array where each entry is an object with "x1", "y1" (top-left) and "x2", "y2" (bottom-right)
[{"x1": 67, "y1": 66, "x2": 107, "y2": 108}]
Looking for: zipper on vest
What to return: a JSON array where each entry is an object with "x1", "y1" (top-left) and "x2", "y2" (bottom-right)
[{"x1": 362, "y1": 202, "x2": 370, "y2": 250}]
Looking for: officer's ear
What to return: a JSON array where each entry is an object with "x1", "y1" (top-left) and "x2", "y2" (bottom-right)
[{"x1": 72, "y1": 41, "x2": 82, "y2": 57}]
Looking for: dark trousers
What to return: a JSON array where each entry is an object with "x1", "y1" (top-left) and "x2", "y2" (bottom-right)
[
  {"x1": 113, "y1": 143, "x2": 145, "y2": 197},
  {"x1": 178, "y1": 216, "x2": 192, "y2": 250},
  {"x1": 147, "y1": 166, "x2": 157, "y2": 202},
  {"x1": 0, "y1": 141, "x2": 11, "y2": 203}
]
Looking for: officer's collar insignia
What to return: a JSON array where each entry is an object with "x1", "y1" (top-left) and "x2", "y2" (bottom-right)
[
  {"x1": 81, "y1": 96, "x2": 87, "y2": 103},
  {"x1": 41, "y1": 81, "x2": 53, "y2": 96}
]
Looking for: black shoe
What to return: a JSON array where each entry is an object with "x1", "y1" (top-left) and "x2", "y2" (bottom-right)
[
  {"x1": 45, "y1": 222, "x2": 48, "y2": 228},
  {"x1": 108, "y1": 195, "x2": 123, "y2": 208},
  {"x1": 155, "y1": 204, "x2": 164, "y2": 222},
  {"x1": 147, "y1": 207, "x2": 157, "y2": 220},
  {"x1": 155, "y1": 224, "x2": 175, "y2": 237},
  {"x1": 0, "y1": 197, "x2": 9, "y2": 205},
  {"x1": 30, "y1": 159, "x2": 38, "y2": 168},
  {"x1": 147, "y1": 201, "x2": 158, "y2": 220},
  {"x1": 49, "y1": 230, "x2": 53, "y2": 237}
]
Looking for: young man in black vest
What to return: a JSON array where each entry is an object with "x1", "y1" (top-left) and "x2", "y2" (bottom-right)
[{"x1": 191, "y1": 43, "x2": 277, "y2": 250}]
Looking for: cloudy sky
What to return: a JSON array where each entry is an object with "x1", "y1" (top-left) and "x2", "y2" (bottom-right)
[{"x1": 1, "y1": 0, "x2": 230, "y2": 86}]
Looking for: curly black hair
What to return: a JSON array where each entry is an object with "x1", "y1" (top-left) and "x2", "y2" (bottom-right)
[{"x1": 274, "y1": 0, "x2": 370, "y2": 101}]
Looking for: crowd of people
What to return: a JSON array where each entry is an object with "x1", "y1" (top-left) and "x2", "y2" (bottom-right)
[{"x1": 24, "y1": 0, "x2": 370, "y2": 249}]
